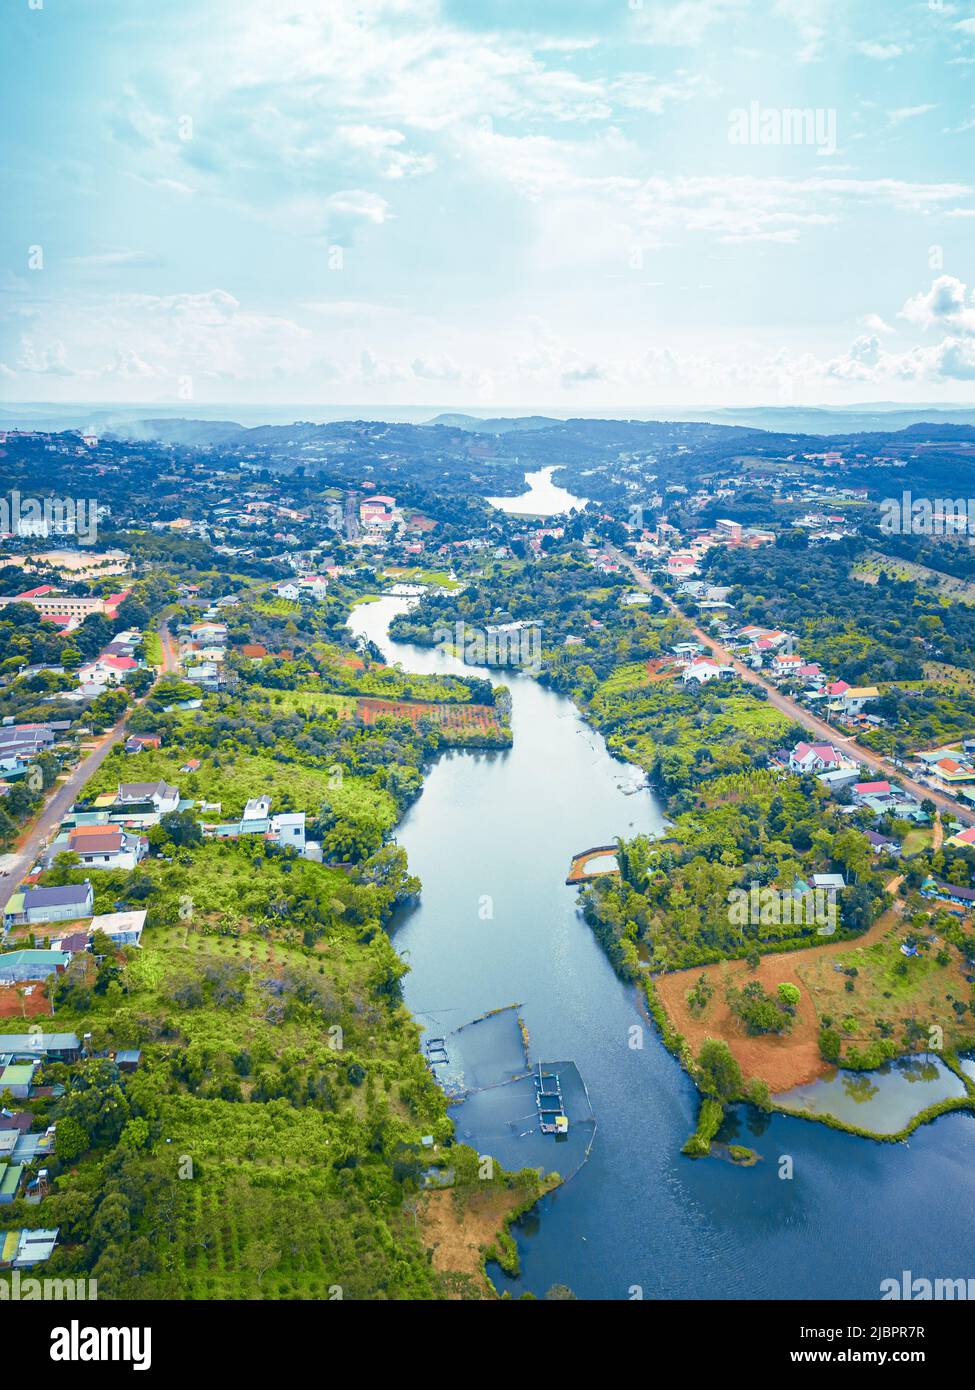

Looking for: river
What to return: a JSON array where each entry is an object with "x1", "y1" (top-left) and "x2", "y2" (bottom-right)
[
  {"x1": 350, "y1": 596, "x2": 975, "y2": 1301},
  {"x1": 486, "y1": 466, "x2": 587, "y2": 516}
]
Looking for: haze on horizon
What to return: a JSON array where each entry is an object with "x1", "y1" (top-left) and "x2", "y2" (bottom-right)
[{"x1": 3, "y1": 0, "x2": 975, "y2": 412}]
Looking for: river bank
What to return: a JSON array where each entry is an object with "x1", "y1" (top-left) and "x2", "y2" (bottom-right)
[{"x1": 349, "y1": 595, "x2": 975, "y2": 1300}]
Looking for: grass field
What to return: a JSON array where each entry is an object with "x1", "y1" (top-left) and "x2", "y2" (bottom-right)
[
  {"x1": 83, "y1": 743, "x2": 397, "y2": 829},
  {"x1": 383, "y1": 567, "x2": 461, "y2": 590},
  {"x1": 657, "y1": 903, "x2": 975, "y2": 1092},
  {"x1": 854, "y1": 551, "x2": 975, "y2": 605}
]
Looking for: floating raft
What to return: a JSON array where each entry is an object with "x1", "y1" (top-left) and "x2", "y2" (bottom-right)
[
  {"x1": 424, "y1": 1036, "x2": 449, "y2": 1068},
  {"x1": 535, "y1": 1062, "x2": 569, "y2": 1135}
]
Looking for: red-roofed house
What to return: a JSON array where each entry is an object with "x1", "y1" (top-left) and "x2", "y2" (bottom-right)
[
  {"x1": 933, "y1": 758, "x2": 975, "y2": 785},
  {"x1": 853, "y1": 780, "x2": 892, "y2": 800},
  {"x1": 78, "y1": 654, "x2": 138, "y2": 686},
  {"x1": 789, "y1": 741, "x2": 856, "y2": 774},
  {"x1": 772, "y1": 652, "x2": 803, "y2": 677}
]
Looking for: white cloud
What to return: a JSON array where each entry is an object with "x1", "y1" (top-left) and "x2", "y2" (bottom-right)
[
  {"x1": 888, "y1": 104, "x2": 937, "y2": 124},
  {"x1": 900, "y1": 275, "x2": 975, "y2": 336},
  {"x1": 860, "y1": 312, "x2": 894, "y2": 334},
  {"x1": 857, "y1": 41, "x2": 906, "y2": 60}
]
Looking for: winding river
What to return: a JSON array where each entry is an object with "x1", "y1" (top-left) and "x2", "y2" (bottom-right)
[{"x1": 350, "y1": 596, "x2": 975, "y2": 1301}]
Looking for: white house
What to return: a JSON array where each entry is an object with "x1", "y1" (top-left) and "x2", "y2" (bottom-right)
[
  {"x1": 270, "y1": 812, "x2": 306, "y2": 851},
  {"x1": 683, "y1": 658, "x2": 721, "y2": 684},
  {"x1": 87, "y1": 909, "x2": 146, "y2": 948},
  {"x1": 116, "y1": 781, "x2": 180, "y2": 814},
  {"x1": 65, "y1": 826, "x2": 147, "y2": 870},
  {"x1": 78, "y1": 655, "x2": 137, "y2": 686},
  {"x1": 243, "y1": 795, "x2": 272, "y2": 823},
  {"x1": 789, "y1": 741, "x2": 856, "y2": 775}
]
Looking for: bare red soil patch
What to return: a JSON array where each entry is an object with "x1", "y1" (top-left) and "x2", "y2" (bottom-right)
[{"x1": 655, "y1": 906, "x2": 902, "y2": 1093}]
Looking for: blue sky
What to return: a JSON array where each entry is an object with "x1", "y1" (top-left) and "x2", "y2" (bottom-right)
[{"x1": 2, "y1": 0, "x2": 975, "y2": 409}]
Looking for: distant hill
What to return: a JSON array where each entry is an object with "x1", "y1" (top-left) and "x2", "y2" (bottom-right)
[
  {"x1": 104, "y1": 417, "x2": 245, "y2": 446},
  {"x1": 656, "y1": 405, "x2": 975, "y2": 435},
  {"x1": 424, "y1": 413, "x2": 562, "y2": 434}
]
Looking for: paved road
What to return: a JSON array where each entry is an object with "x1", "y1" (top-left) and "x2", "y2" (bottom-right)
[
  {"x1": 0, "y1": 621, "x2": 180, "y2": 915},
  {"x1": 611, "y1": 546, "x2": 975, "y2": 828},
  {"x1": 0, "y1": 713, "x2": 132, "y2": 914}
]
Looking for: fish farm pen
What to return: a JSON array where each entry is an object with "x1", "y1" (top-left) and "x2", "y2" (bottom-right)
[{"x1": 417, "y1": 1003, "x2": 597, "y2": 1182}]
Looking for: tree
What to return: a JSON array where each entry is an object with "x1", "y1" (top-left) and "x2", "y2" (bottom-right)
[
  {"x1": 54, "y1": 1114, "x2": 89, "y2": 1163},
  {"x1": 777, "y1": 982, "x2": 801, "y2": 1008},
  {"x1": 696, "y1": 1039, "x2": 743, "y2": 1101},
  {"x1": 158, "y1": 809, "x2": 203, "y2": 848}
]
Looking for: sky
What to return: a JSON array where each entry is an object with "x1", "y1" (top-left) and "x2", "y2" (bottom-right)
[{"x1": 2, "y1": 0, "x2": 975, "y2": 411}]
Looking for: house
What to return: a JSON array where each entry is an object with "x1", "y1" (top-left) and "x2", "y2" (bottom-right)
[
  {"x1": 853, "y1": 780, "x2": 892, "y2": 803},
  {"x1": 114, "y1": 1049, "x2": 142, "y2": 1073},
  {"x1": 87, "y1": 910, "x2": 145, "y2": 948},
  {"x1": 789, "y1": 741, "x2": 856, "y2": 775},
  {"x1": 124, "y1": 734, "x2": 161, "y2": 755},
  {"x1": 947, "y1": 826, "x2": 975, "y2": 850},
  {"x1": 188, "y1": 622, "x2": 227, "y2": 642},
  {"x1": 0, "y1": 1033, "x2": 79, "y2": 1062},
  {"x1": 838, "y1": 685, "x2": 880, "y2": 714},
  {"x1": 0, "y1": 1112, "x2": 33, "y2": 1133},
  {"x1": 931, "y1": 758, "x2": 975, "y2": 786},
  {"x1": 179, "y1": 758, "x2": 201, "y2": 773},
  {"x1": 666, "y1": 552, "x2": 699, "y2": 577},
  {"x1": 296, "y1": 575, "x2": 329, "y2": 600},
  {"x1": 77, "y1": 655, "x2": 137, "y2": 686},
  {"x1": 809, "y1": 873, "x2": 847, "y2": 891},
  {"x1": 0, "y1": 1227, "x2": 59, "y2": 1267},
  {"x1": 0, "y1": 1163, "x2": 25, "y2": 1204},
  {"x1": 865, "y1": 830, "x2": 901, "y2": 856},
  {"x1": 54, "y1": 931, "x2": 91, "y2": 956},
  {"x1": 0, "y1": 1061, "x2": 39, "y2": 1098},
  {"x1": 921, "y1": 877, "x2": 975, "y2": 911},
  {"x1": 3, "y1": 881, "x2": 94, "y2": 927},
  {"x1": 65, "y1": 826, "x2": 147, "y2": 870},
  {"x1": 116, "y1": 781, "x2": 180, "y2": 814},
  {"x1": 0, "y1": 951, "x2": 68, "y2": 984},
  {"x1": 360, "y1": 495, "x2": 396, "y2": 528},
  {"x1": 243, "y1": 795, "x2": 272, "y2": 823},
  {"x1": 202, "y1": 809, "x2": 306, "y2": 851},
  {"x1": 816, "y1": 766, "x2": 860, "y2": 792},
  {"x1": 274, "y1": 581, "x2": 301, "y2": 601},
  {"x1": 0, "y1": 725, "x2": 56, "y2": 765},
  {"x1": 682, "y1": 658, "x2": 721, "y2": 684},
  {"x1": 772, "y1": 652, "x2": 803, "y2": 678},
  {"x1": 270, "y1": 812, "x2": 305, "y2": 851}
]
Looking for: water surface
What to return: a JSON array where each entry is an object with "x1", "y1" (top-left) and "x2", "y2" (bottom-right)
[
  {"x1": 349, "y1": 597, "x2": 975, "y2": 1300},
  {"x1": 775, "y1": 1056, "x2": 966, "y2": 1135},
  {"x1": 486, "y1": 466, "x2": 587, "y2": 516}
]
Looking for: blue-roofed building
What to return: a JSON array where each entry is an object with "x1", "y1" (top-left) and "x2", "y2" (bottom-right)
[
  {"x1": 3, "y1": 881, "x2": 93, "y2": 928},
  {"x1": 0, "y1": 950, "x2": 69, "y2": 984}
]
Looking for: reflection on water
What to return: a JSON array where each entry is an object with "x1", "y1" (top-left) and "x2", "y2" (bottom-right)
[
  {"x1": 487, "y1": 466, "x2": 588, "y2": 516},
  {"x1": 346, "y1": 597, "x2": 975, "y2": 1300},
  {"x1": 774, "y1": 1055, "x2": 966, "y2": 1134}
]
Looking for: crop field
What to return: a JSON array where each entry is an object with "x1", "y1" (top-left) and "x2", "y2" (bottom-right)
[{"x1": 351, "y1": 697, "x2": 505, "y2": 735}]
